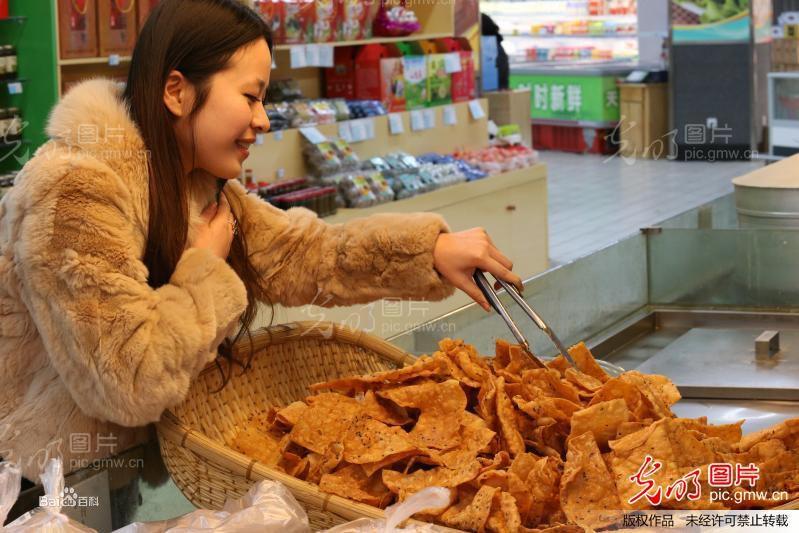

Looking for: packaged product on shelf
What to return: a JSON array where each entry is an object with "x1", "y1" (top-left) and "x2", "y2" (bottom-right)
[
  {"x1": 304, "y1": 139, "x2": 342, "y2": 176},
  {"x1": 436, "y1": 38, "x2": 476, "y2": 103},
  {"x1": 331, "y1": 137, "x2": 360, "y2": 170},
  {"x1": 339, "y1": 0, "x2": 373, "y2": 41},
  {"x1": 395, "y1": 172, "x2": 425, "y2": 199},
  {"x1": 266, "y1": 102, "x2": 291, "y2": 131},
  {"x1": 268, "y1": 79, "x2": 304, "y2": 102},
  {"x1": 313, "y1": 0, "x2": 339, "y2": 42},
  {"x1": 372, "y1": 4, "x2": 420, "y2": 37},
  {"x1": 396, "y1": 43, "x2": 427, "y2": 110},
  {"x1": 346, "y1": 100, "x2": 387, "y2": 118},
  {"x1": 255, "y1": 0, "x2": 284, "y2": 43},
  {"x1": 97, "y1": 0, "x2": 138, "y2": 56},
  {"x1": 310, "y1": 99, "x2": 337, "y2": 124},
  {"x1": 282, "y1": 0, "x2": 314, "y2": 44},
  {"x1": 58, "y1": 0, "x2": 99, "y2": 59},
  {"x1": 452, "y1": 145, "x2": 539, "y2": 176},
  {"x1": 365, "y1": 171, "x2": 395, "y2": 203},
  {"x1": 324, "y1": 47, "x2": 357, "y2": 99},
  {"x1": 339, "y1": 172, "x2": 379, "y2": 207},
  {"x1": 331, "y1": 98, "x2": 351, "y2": 121},
  {"x1": 426, "y1": 52, "x2": 452, "y2": 107},
  {"x1": 259, "y1": 177, "x2": 308, "y2": 200},
  {"x1": 289, "y1": 100, "x2": 319, "y2": 127},
  {"x1": 354, "y1": 44, "x2": 406, "y2": 112}
]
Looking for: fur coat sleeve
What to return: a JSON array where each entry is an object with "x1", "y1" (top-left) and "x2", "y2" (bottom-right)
[
  {"x1": 13, "y1": 162, "x2": 248, "y2": 428},
  {"x1": 226, "y1": 180, "x2": 456, "y2": 307}
]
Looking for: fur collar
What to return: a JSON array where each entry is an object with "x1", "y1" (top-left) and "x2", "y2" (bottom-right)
[{"x1": 46, "y1": 78, "x2": 220, "y2": 226}]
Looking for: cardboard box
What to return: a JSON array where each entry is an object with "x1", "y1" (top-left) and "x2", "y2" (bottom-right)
[
  {"x1": 396, "y1": 42, "x2": 426, "y2": 110},
  {"x1": 97, "y1": 0, "x2": 137, "y2": 56},
  {"x1": 58, "y1": 0, "x2": 99, "y2": 59},
  {"x1": 436, "y1": 37, "x2": 475, "y2": 103},
  {"x1": 486, "y1": 89, "x2": 533, "y2": 148},
  {"x1": 325, "y1": 46, "x2": 357, "y2": 99},
  {"x1": 354, "y1": 44, "x2": 405, "y2": 111}
]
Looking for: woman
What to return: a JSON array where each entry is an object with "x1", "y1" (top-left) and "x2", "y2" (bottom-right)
[{"x1": 0, "y1": 0, "x2": 521, "y2": 483}]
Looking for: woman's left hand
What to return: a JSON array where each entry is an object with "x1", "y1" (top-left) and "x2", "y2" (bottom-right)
[{"x1": 433, "y1": 227, "x2": 523, "y2": 312}]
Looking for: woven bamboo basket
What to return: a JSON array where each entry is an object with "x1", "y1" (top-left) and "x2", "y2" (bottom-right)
[
  {"x1": 156, "y1": 321, "x2": 799, "y2": 528},
  {"x1": 156, "y1": 321, "x2": 418, "y2": 530}
]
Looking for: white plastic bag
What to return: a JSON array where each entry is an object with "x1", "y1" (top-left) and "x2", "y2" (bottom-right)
[
  {"x1": 0, "y1": 461, "x2": 22, "y2": 526},
  {"x1": 322, "y1": 487, "x2": 451, "y2": 533},
  {"x1": 113, "y1": 479, "x2": 310, "y2": 533},
  {"x1": 3, "y1": 458, "x2": 97, "y2": 532}
]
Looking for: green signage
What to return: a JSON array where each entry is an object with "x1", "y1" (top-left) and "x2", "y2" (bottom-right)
[{"x1": 509, "y1": 73, "x2": 621, "y2": 123}]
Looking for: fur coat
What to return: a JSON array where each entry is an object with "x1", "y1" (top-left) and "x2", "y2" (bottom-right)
[{"x1": 0, "y1": 79, "x2": 455, "y2": 481}]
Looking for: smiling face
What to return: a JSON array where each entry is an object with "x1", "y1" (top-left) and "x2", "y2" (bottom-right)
[{"x1": 166, "y1": 38, "x2": 272, "y2": 179}]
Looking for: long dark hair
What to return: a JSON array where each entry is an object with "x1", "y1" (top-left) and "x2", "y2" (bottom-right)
[{"x1": 123, "y1": 0, "x2": 274, "y2": 390}]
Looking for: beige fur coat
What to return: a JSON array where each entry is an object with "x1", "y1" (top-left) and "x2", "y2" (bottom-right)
[{"x1": 0, "y1": 79, "x2": 455, "y2": 481}]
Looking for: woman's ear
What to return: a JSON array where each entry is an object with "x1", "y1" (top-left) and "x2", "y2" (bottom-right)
[{"x1": 163, "y1": 70, "x2": 189, "y2": 117}]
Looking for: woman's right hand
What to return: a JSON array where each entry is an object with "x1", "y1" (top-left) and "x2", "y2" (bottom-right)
[{"x1": 191, "y1": 192, "x2": 234, "y2": 260}]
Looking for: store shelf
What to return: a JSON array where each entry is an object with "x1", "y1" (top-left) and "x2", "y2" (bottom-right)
[
  {"x1": 508, "y1": 32, "x2": 637, "y2": 39},
  {"x1": 58, "y1": 55, "x2": 132, "y2": 66},
  {"x1": 0, "y1": 16, "x2": 26, "y2": 24},
  {"x1": 247, "y1": 99, "x2": 489, "y2": 180},
  {"x1": 274, "y1": 33, "x2": 453, "y2": 51}
]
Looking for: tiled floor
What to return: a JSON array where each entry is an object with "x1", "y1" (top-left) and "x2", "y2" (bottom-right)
[{"x1": 543, "y1": 151, "x2": 762, "y2": 265}]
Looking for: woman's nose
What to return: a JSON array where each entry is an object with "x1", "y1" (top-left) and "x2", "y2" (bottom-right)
[{"x1": 253, "y1": 103, "x2": 270, "y2": 132}]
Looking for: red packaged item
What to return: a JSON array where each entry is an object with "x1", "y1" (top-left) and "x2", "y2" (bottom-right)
[
  {"x1": 435, "y1": 38, "x2": 476, "y2": 103},
  {"x1": 354, "y1": 44, "x2": 405, "y2": 111},
  {"x1": 0, "y1": 0, "x2": 9, "y2": 19},
  {"x1": 283, "y1": 0, "x2": 314, "y2": 44},
  {"x1": 324, "y1": 46, "x2": 357, "y2": 99},
  {"x1": 313, "y1": 0, "x2": 338, "y2": 42},
  {"x1": 255, "y1": 0, "x2": 284, "y2": 44},
  {"x1": 58, "y1": 0, "x2": 99, "y2": 59},
  {"x1": 339, "y1": 0, "x2": 370, "y2": 41},
  {"x1": 137, "y1": 0, "x2": 159, "y2": 28}
]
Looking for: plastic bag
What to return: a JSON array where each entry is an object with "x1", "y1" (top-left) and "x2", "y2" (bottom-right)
[
  {"x1": 113, "y1": 479, "x2": 310, "y2": 533},
  {"x1": 3, "y1": 458, "x2": 97, "y2": 532},
  {"x1": 0, "y1": 461, "x2": 22, "y2": 526},
  {"x1": 322, "y1": 487, "x2": 451, "y2": 533}
]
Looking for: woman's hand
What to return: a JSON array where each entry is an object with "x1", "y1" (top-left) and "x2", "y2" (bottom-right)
[
  {"x1": 433, "y1": 227, "x2": 523, "y2": 311},
  {"x1": 191, "y1": 192, "x2": 235, "y2": 260}
]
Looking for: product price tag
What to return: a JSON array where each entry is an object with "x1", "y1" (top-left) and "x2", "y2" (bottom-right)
[
  {"x1": 349, "y1": 120, "x2": 367, "y2": 142},
  {"x1": 469, "y1": 100, "x2": 486, "y2": 120},
  {"x1": 444, "y1": 53, "x2": 462, "y2": 74},
  {"x1": 363, "y1": 118, "x2": 376, "y2": 140},
  {"x1": 388, "y1": 113, "x2": 404, "y2": 135},
  {"x1": 338, "y1": 121, "x2": 353, "y2": 142},
  {"x1": 290, "y1": 46, "x2": 308, "y2": 68},
  {"x1": 255, "y1": 133, "x2": 266, "y2": 145},
  {"x1": 305, "y1": 45, "x2": 321, "y2": 67},
  {"x1": 273, "y1": 130, "x2": 284, "y2": 141},
  {"x1": 410, "y1": 110, "x2": 425, "y2": 131},
  {"x1": 319, "y1": 45, "x2": 334, "y2": 68},
  {"x1": 271, "y1": 53, "x2": 277, "y2": 70},
  {"x1": 108, "y1": 54, "x2": 121, "y2": 67},
  {"x1": 423, "y1": 109, "x2": 435, "y2": 129},
  {"x1": 7, "y1": 82, "x2": 22, "y2": 95},
  {"x1": 443, "y1": 105, "x2": 457, "y2": 126},
  {"x1": 299, "y1": 126, "x2": 326, "y2": 144}
]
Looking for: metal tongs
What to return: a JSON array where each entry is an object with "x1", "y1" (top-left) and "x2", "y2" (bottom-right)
[{"x1": 473, "y1": 269, "x2": 577, "y2": 369}]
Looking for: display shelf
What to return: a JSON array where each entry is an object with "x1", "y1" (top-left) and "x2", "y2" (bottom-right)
[
  {"x1": 259, "y1": 164, "x2": 550, "y2": 336},
  {"x1": 0, "y1": 15, "x2": 26, "y2": 24},
  {"x1": 509, "y1": 32, "x2": 637, "y2": 39},
  {"x1": 59, "y1": 55, "x2": 132, "y2": 67},
  {"x1": 274, "y1": 33, "x2": 453, "y2": 51},
  {"x1": 246, "y1": 99, "x2": 489, "y2": 180}
]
